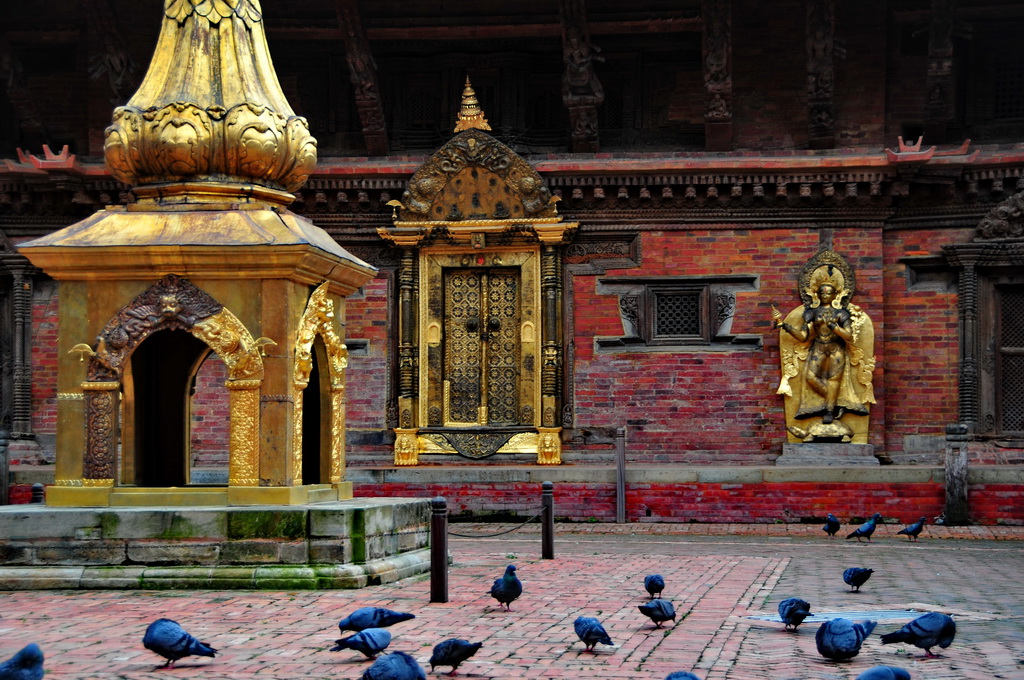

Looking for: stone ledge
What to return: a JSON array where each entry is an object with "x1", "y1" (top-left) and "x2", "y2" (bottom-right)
[{"x1": 0, "y1": 550, "x2": 430, "y2": 590}]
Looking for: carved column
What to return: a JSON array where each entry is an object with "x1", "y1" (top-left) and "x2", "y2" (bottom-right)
[
  {"x1": 10, "y1": 268, "x2": 34, "y2": 439},
  {"x1": 559, "y1": 0, "x2": 603, "y2": 152},
  {"x1": 227, "y1": 379, "x2": 262, "y2": 486},
  {"x1": 539, "y1": 245, "x2": 562, "y2": 464},
  {"x1": 82, "y1": 381, "x2": 119, "y2": 484},
  {"x1": 955, "y1": 259, "x2": 979, "y2": 431},
  {"x1": 335, "y1": 0, "x2": 389, "y2": 156},
  {"x1": 397, "y1": 247, "x2": 417, "y2": 424},
  {"x1": 806, "y1": 0, "x2": 836, "y2": 149},
  {"x1": 702, "y1": 0, "x2": 732, "y2": 151}
]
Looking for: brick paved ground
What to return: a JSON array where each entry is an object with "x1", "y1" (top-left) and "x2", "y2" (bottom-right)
[{"x1": 0, "y1": 522, "x2": 1022, "y2": 680}]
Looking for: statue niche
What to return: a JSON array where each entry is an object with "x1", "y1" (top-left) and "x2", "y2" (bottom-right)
[{"x1": 772, "y1": 250, "x2": 876, "y2": 444}]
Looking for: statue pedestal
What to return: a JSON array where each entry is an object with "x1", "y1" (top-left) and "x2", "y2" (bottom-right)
[{"x1": 776, "y1": 443, "x2": 879, "y2": 466}]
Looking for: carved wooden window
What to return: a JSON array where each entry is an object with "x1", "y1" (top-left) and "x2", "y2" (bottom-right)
[
  {"x1": 595, "y1": 276, "x2": 759, "y2": 351},
  {"x1": 997, "y1": 285, "x2": 1024, "y2": 433},
  {"x1": 648, "y1": 286, "x2": 709, "y2": 345}
]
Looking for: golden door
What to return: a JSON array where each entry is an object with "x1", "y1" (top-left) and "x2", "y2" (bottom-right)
[{"x1": 443, "y1": 268, "x2": 521, "y2": 426}]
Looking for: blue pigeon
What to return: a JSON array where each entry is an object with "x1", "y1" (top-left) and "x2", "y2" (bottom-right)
[
  {"x1": 814, "y1": 618, "x2": 876, "y2": 660},
  {"x1": 638, "y1": 598, "x2": 676, "y2": 628},
  {"x1": 896, "y1": 517, "x2": 926, "y2": 542},
  {"x1": 644, "y1": 574, "x2": 665, "y2": 598},
  {"x1": 330, "y1": 628, "x2": 392, "y2": 658},
  {"x1": 0, "y1": 643, "x2": 44, "y2": 680},
  {"x1": 843, "y1": 567, "x2": 874, "y2": 592},
  {"x1": 880, "y1": 612, "x2": 956, "y2": 658},
  {"x1": 777, "y1": 597, "x2": 813, "y2": 631},
  {"x1": 338, "y1": 607, "x2": 416, "y2": 633},
  {"x1": 846, "y1": 513, "x2": 882, "y2": 542},
  {"x1": 574, "y1": 616, "x2": 613, "y2": 652},
  {"x1": 823, "y1": 513, "x2": 841, "y2": 538},
  {"x1": 428, "y1": 639, "x2": 483, "y2": 675},
  {"x1": 488, "y1": 564, "x2": 522, "y2": 611},
  {"x1": 664, "y1": 674, "x2": 702, "y2": 680},
  {"x1": 360, "y1": 650, "x2": 427, "y2": 680},
  {"x1": 855, "y1": 666, "x2": 912, "y2": 680},
  {"x1": 142, "y1": 618, "x2": 217, "y2": 669}
]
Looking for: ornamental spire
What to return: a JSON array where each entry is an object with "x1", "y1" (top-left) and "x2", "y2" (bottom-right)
[
  {"x1": 453, "y1": 76, "x2": 491, "y2": 133},
  {"x1": 103, "y1": 0, "x2": 316, "y2": 202}
]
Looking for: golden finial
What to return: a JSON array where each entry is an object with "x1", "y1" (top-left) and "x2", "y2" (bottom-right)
[{"x1": 454, "y1": 75, "x2": 491, "y2": 132}]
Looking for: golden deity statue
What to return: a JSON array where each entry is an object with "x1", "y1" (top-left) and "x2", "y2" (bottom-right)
[{"x1": 772, "y1": 251, "x2": 876, "y2": 444}]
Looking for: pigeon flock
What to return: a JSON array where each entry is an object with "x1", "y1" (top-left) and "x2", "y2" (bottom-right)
[{"x1": 0, "y1": 514, "x2": 957, "y2": 680}]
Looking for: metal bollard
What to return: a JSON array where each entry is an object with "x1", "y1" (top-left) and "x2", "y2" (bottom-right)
[
  {"x1": 30, "y1": 483, "x2": 45, "y2": 504},
  {"x1": 430, "y1": 496, "x2": 449, "y2": 603},
  {"x1": 541, "y1": 481, "x2": 554, "y2": 559}
]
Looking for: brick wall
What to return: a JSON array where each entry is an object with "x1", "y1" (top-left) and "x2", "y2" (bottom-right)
[
  {"x1": 344, "y1": 276, "x2": 395, "y2": 464},
  {"x1": 352, "y1": 481, "x2": 1022, "y2": 525},
  {"x1": 29, "y1": 281, "x2": 58, "y2": 441},
  {"x1": 189, "y1": 354, "x2": 229, "y2": 471}
]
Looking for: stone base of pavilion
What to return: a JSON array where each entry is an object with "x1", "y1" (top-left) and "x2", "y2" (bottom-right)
[{"x1": 0, "y1": 497, "x2": 430, "y2": 590}]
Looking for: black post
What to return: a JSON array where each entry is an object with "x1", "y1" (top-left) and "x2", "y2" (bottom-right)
[
  {"x1": 541, "y1": 481, "x2": 554, "y2": 559},
  {"x1": 430, "y1": 496, "x2": 449, "y2": 603},
  {"x1": 30, "y1": 483, "x2": 44, "y2": 504},
  {"x1": 943, "y1": 423, "x2": 970, "y2": 525},
  {"x1": 0, "y1": 429, "x2": 8, "y2": 505},
  {"x1": 615, "y1": 427, "x2": 626, "y2": 523}
]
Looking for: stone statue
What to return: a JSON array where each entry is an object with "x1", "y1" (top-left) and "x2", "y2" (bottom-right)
[{"x1": 772, "y1": 251, "x2": 876, "y2": 444}]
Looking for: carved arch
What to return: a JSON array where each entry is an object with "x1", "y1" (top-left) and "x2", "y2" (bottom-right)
[
  {"x1": 86, "y1": 273, "x2": 264, "y2": 382},
  {"x1": 396, "y1": 128, "x2": 558, "y2": 222}
]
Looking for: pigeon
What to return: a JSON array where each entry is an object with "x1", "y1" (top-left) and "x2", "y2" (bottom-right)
[
  {"x1": 338, "y1": 607, "x2": 416, "y2": 633},
  {"x1": 843, "y1": 567, "x2": 874, "y2": 592},
  {"x1": 777, "y1": 597, "x2": 813, "y2": 631},
  {"x1": 855, "y1": 666, "x2": 912, "y2": 680},
  {"x1": 896, "y1": 517, "x2": 926, "y2": 542},
  {"x1": 428, "y1": 639, "x2": 483, "y2": 676},
  {"x1": 664, "y1": 673, "x2": 702, "y2": 680},
  {"x1": 360, "y1": 650, "x2": 427, "y2": 680},
  {"x1": 0, "y1": 643, "x2": 44, "y2": 680},
  {"x1": 879, "y1": 612, "x2": 956, "y2": 658},
  {"x1": 142, "y1": 618, "x2": 217, "y2": 669},
  {"x1": 330, "y1": 628, "x2": 392, "y2": 658},
  {"x1": 847, "y1": 513, "x2": 883, "y2": 542},
  {"x1": 644, "y1": 574, "x2": 665, "y2": 598},
  {"x1": 638, "y1": 598, "x2": 677, "y2": 628},
  {"x1": 488, "y1": 564, "x2": 522, "y2": 611},
  {"x1": 574, "y1": 616, "x2": 614, "y2": 652},
  {"x1": 814, "y1": 618, "x2": 877, "y2": 660},
  {"x1": 823, "y1": 513, "x2": 841, "y2": 538}
]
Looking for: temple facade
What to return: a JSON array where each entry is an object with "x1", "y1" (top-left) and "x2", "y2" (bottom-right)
[{"x1": 1, "y1": 0, "x2": 1022, "y2": 522}]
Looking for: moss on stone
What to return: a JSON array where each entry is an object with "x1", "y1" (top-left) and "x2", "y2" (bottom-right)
[
  {"x1": 98, "y1": 512, "x2": 120, "y2": 537},
  {"x1": 228, "y1": 510, "x2": 307, "y2": 539},
  {"x1": 158, "y1": 515, "x2": 200, "y2": 540}
]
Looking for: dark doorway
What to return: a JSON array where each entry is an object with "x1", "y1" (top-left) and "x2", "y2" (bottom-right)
[
  {"x1": 301, "y1": 338, "x2": 330, "y2": 485},
  {"x1": 129, "y1": 330, "x2": 208, "y2": 487}
]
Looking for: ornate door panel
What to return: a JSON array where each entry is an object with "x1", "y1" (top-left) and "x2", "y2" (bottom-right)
[
  {"x1": 443, "y1": 268, "x2": 521, "y2": 426},
  {"x1": 421, "y1": 248, "x2": 540, "y2": 438}
]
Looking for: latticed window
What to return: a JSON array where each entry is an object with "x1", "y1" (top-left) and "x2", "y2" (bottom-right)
[
  {"x1": 998, "y1": 286, "x2": 1024, "y2": 433},
  {"x1": 646, "y1": 285, "x2": 710, "y2": 345},
  {"x1": 993, "y1": 58, "x2": 1024, "y2": 120},
  {"x1": 653, "y1": 290, "x2": 704, "y2": 339}
]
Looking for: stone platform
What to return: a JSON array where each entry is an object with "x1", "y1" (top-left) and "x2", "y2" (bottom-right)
[
  {"x1": 775, "y1": 442, "x2": 879, "y2": 466},
  {"x1": 0, "y1": 497, "x2": 431, "y2": 590}
]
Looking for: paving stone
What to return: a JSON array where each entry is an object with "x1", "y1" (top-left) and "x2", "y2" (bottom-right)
[{"x1": 0, "y1": 523, "x2": 1020, "y2": 679}]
